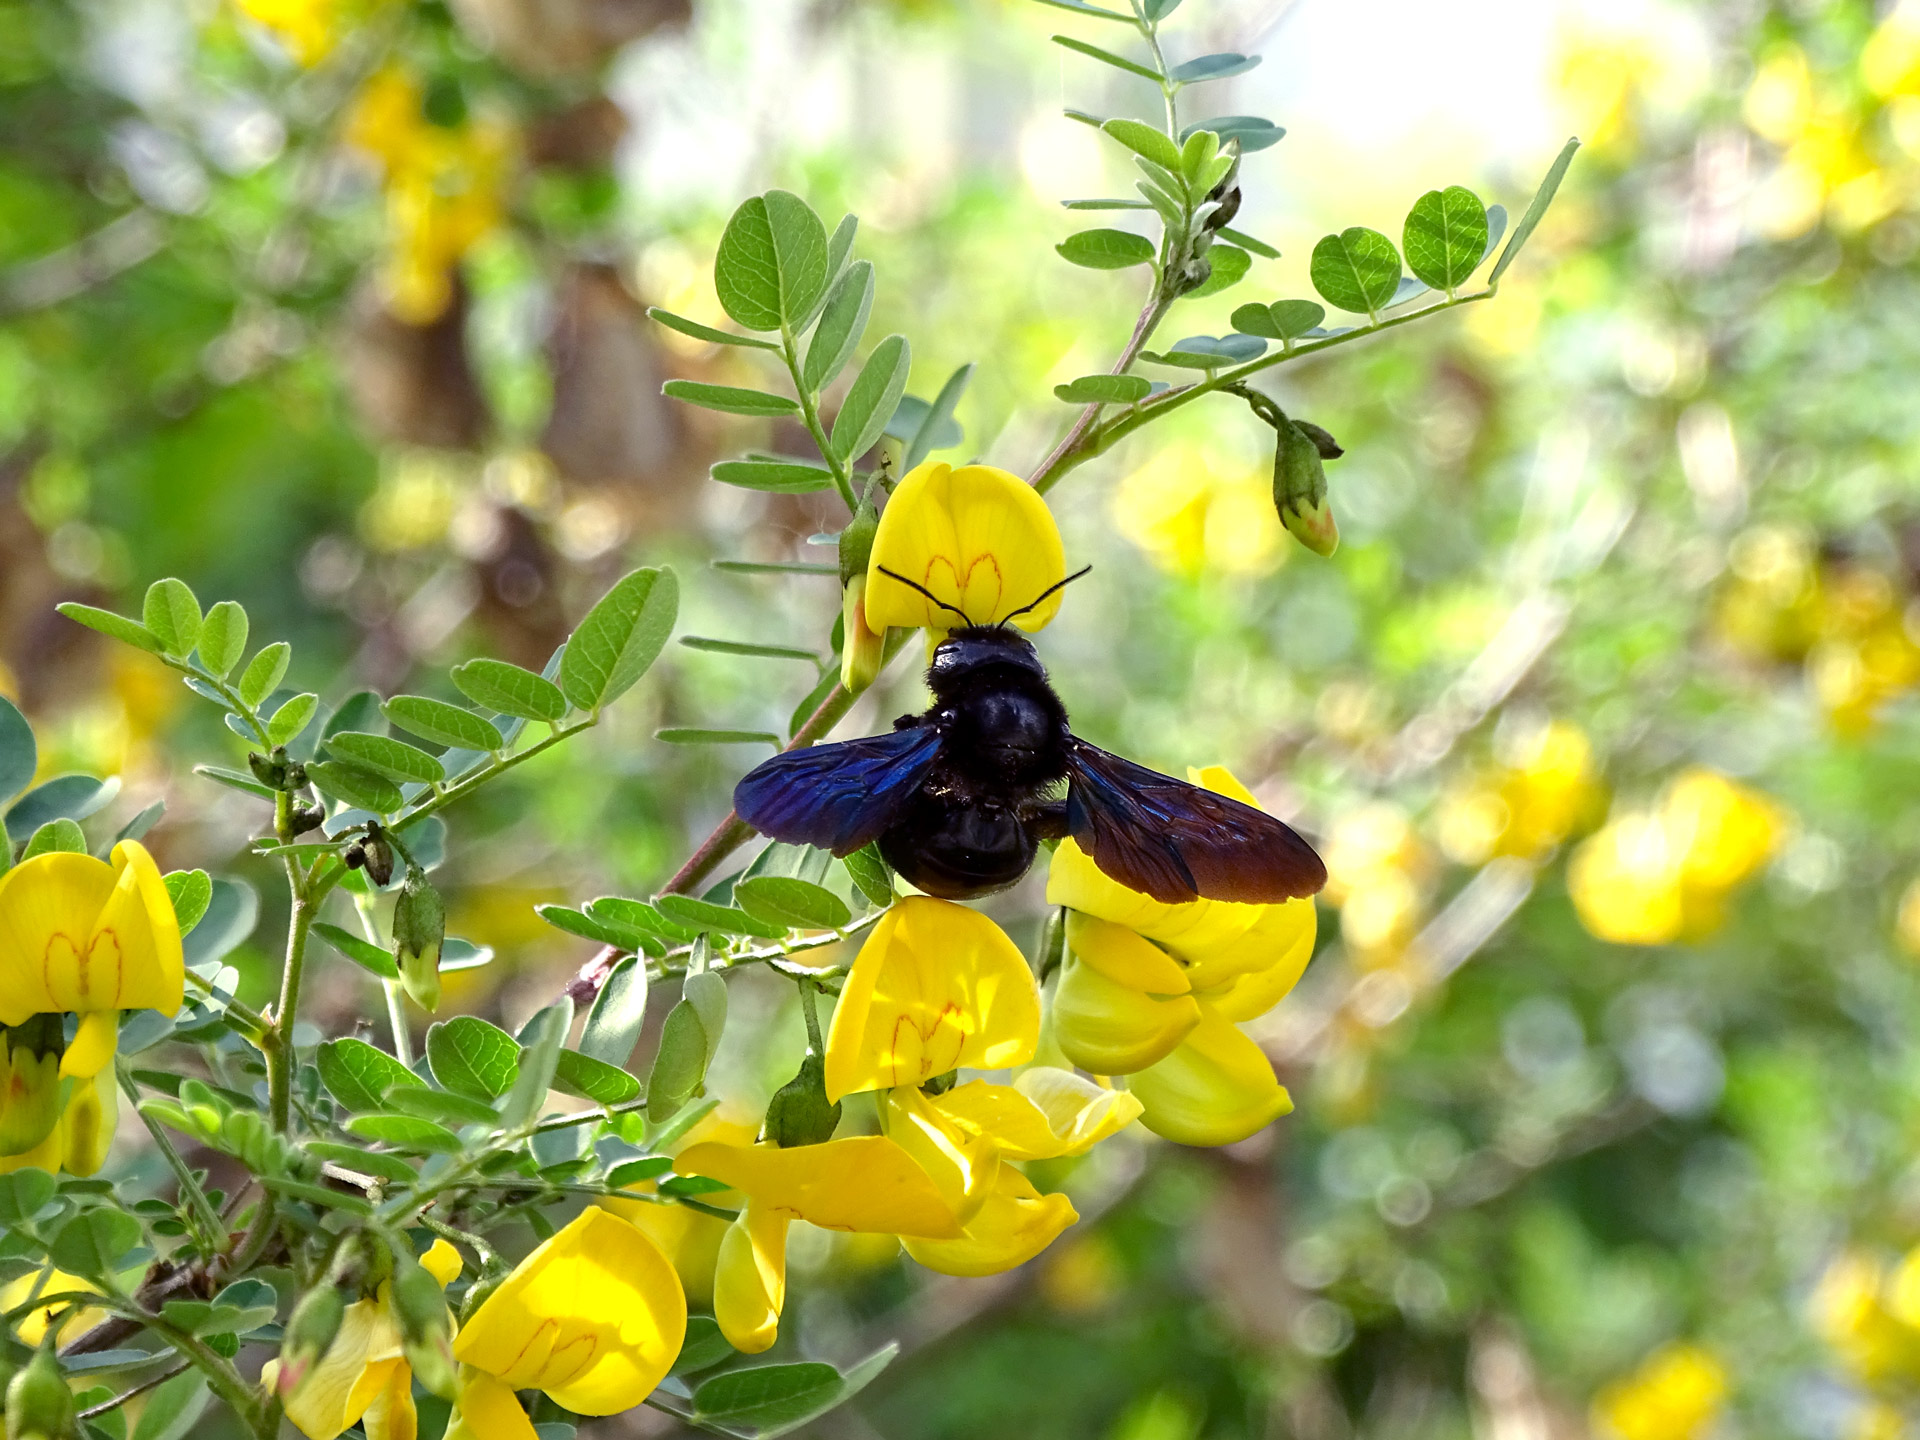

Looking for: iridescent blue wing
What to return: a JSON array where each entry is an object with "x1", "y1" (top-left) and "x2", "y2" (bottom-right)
[
  {"x1": 734, "y1": 725, "x2": 945, "y2": 857},
  {"x1": 1064, "y1": 739, "x2": 1327, "y2": 905}
]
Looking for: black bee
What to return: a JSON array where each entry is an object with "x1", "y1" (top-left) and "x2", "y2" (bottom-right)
[{"x1": 733, "y1": 568, "x2": 1327, "y2": 905}]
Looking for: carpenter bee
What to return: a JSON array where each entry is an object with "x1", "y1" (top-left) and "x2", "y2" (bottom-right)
[{"x1": 734, "y1": 568, "x2": 1327, "y2": 905}]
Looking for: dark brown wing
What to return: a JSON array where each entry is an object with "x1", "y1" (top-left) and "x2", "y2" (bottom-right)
[{"x1": 1064, "y1": 739, "x2": 1327, "y2": 904}]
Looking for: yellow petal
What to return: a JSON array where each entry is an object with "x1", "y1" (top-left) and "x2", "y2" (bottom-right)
[
  {"x1": 901, "y1": 1164, "x2": 1078, "y2": 1278},
  {"x1": 714, "y1": 1201, "x2": 789, "y2": 1355},
  {"x1": 1186, "y1": 765, "x2": 1259, "y2": 806},
  {"x1": 453, "y1": 1208, "x2": 685, "y2": 1414},
  {"x1": 928, "y1": 1080, "x2": 1062, "y2": 1160},
  {"x1": 446, "y1": 1372, "x2": 540, "y2": 1440},
  {"x1": 1066, "y1": 913, "x2": 1190, "y2": 994},
  {"x1": 0, "y1": 1268, "x2": 103, "y2": 1346},
  {"x1": 61, "y1": 1011, "x2": 118, "y2": 1080},
  {"x1": 0, "y1": 852, "x2": 117, "y2": 1024},
  {"x1": 864, "y1": 462, "x2": 1067, "y2": 632},
  {"x1": 362, "y1": 1358, "x2": 419, "y2": 1440},
  {"x1": 1190, "y1": 909, "x2": 1316, "y2": 1022},
  {"x1": 282, "y1": 1300, "x2": 397, "y2": 1440},
  {"x1": 1050, "y1": 952, "x2": 1200, "y2": 1075},
  {"x1": 0, "y1": 1036, "x2": 63, "y2": 1155},
  {"x1": 883, "y1": 1086, "x2": 999, "y2": 1226},
  {"x1": 824, "y1": 897, "x2": 1039, "y2": 1102},
  {"x1": 59, "y1": 1067, "x2": 118, "y2": 1177},
  {"x1": 94, "y1": 841, "x2": 185, "y2": 1015},
  {"x1": 676, "y1": 1136, "x2": 965, "y2": 1239},
  {"x1": 0, "y1": 1120, "x2": 63, "y2": 1176},
  {"x1": 1128, "y1": 1006, "x2": 1293, "y2": 1147},
  {"x1": 1011, "y1": 1068, "x2": 1142, "y2": 1155},
  {"x1": 420, "y1": 1238, "x2": 463, "y2": 1288}
]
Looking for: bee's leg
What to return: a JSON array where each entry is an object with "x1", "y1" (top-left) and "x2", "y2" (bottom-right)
[{"x1": 1023, "y1": 799, "x2": 1070, "y2": 840}]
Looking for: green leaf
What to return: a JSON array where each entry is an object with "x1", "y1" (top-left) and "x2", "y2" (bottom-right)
[
  {"x1": 686, "y1": 969, "x2": 727, "y2": 1070},
  {"x1": 1033, "y1": 0, "x2": 1131, "y2": 19},
  {"x1": 708, "y1": 461, "x2": 836, "y2": 494},
  {"x1": 345, "y1": 1113, "x2": 463, "y2": 1152},
  {"x1": 1053, "y1": 374, "x2": 1154, "y2": 405},
  {"x1": 384, "y1": 696, "x2": 504, "y2": 752},
  {"x1": 441, "y1": 937, "x2": 493, "y2": 972},
  {"x1": 161, "y1": 1297, "x2": 277, "y2": 1339},
  {"x1": 712, "y1": 560, "x2": 838, "y2": 577},
  {"x1": 713, "y1": 196, "x2": 784, "y2": 331},
  {"x1": 552, "y1": 1049, "x2": 642, "y2": 1105},
  {"x1": 1179, "y1": 127, "x2": 1219, "y2": 184},
  {"x1": 1481, "y1": 203, "x2": 1509, "y2": 263},
  {"x1": 734, "y1": 876, "x2": 852, "y2": 931},
  {"x1": 560, "y1": 567, "x2": 680, "y2": 712},
  {"x1": 1310, "y1": 226, "x2": 1402, "y2": 316},
  {"x1": 762, "y1": 189, "x2": 831, "y2": 328},
  {"x1": 1148, "y1": 333, "x2": 1266, "y2": 367},
  {"x1": 680, "y1": 637, "x2": 819, "y2": 662},
  {"x1": 609, "y1": 1155, "x2": 673, "y2": 1188},
  {"x1": 1169, "y1": 51, "x2": 1258, "y2": 83},
  {"x1": 829, "y1": 334, "x2": 910, "y2": 464},
  {"x1": 164, "y1": 870, "x2": 212, "y2": 935},
  {"x1": 306, "y1": 762, "x2": 403, "y2": 815},
  {"x1": 237, "y1": 642, "x2": 291, "y2": 709},
  {"x1": 656, "y1": 895, "x2": 787, "y2": 938},
  {"x1": 802, "y1": 259, "x2": 875, "y2": 394},
  {"x1": 693, "y1": 1363, "x2": 844, "y2": 1432},
  {"x1": 1051, "y1": 34, "x2": 1161, "y2": 81},
  {"x1": 307, "y1": 1142, "x2": 416, "y2": 1182},
  {"x1": 312, "y1": 921, "x2": 400, "y2": 980},
  {"x1": 499, "y1": 1001, "x2": 571, "y2": 1130},
  {"x1": 537, "y1": 903, "x2": 655, "y2": 950},
  {"x1": 24, "y1": 818, "x2": 86, "y2": 858},
  {"x1": 325, "y1": 732, "x2": 444, "y2": 785},
  {"x1": 1403, "y1": 185, "x2": 1489, "y2": 292},
  {"x1": 450, "y1": 658, "x2": 568, "y2": 722},
  {"x1": 0, "y1": 696, "x2": 33, "y2": 805},
  {"x1": 1186, "y1": 243, "x2": 1251, "y2": 299},
  {"x1": 384, "y1": 1084, "x2": 500, "y2": 1128},
  {"x1": 6, "y1": 775, "x2": 120, "y2": 842},
  {"x1": 646, "y1": 306, "x2": 779, "y2": 350},
  {"x1": 0, "y1": 1168, "x2": 55, "y2": 1224},
  {"x1": 142, "y1": 579, "x2": 202, "y2": 659},
  {"x1": 316, "y1": 1037, "x2": 416, "y2": 1112},
  {"x1": 1057, "y1": 228, "x2": 1157, "y2": 270},
  {"x1": 50, "y1": 1209, "x2": 144, "y2": 1279},
  {"x1": 1142, "y1": 0, "x2": 1183, "y2": 18},
  {"x1": 661, "y1": 380, "x2": 800, "y2": 418},
  {"x1": 904, "y1": 363, "x2": 973, "y2": 472},
  {"x1": 589, "y1": 897, "x2": 697, "y2": 942},
  {"x1": 130, "y1": 1371, "x2": 207, "y2": 1440},
  {"x1": 1181, "y1": 114, "x2": 1285, "y2": 153},
  {"x1": 1101, "y1": 118, "x2": 1184, "y2": 173},
  {"x1": 427, "y1": 1016, "x2": 520, "y2": 1100},
  {"x1": 1060, "y1": 198, "x2": 1153, "y2": 211},
  {"x1": 1218, "y1": 225, "x2": 1279, "y2": 259},
  {"x1": 56, "y1": 602, "x2": 163, "y2": 655},
  {"x1": 647, "y1": 1000, "x2": 711, "y2": 1122},
  {"x1": 843, "y1": 845, "x2": 894, "y2": 907},
  {"x1": 581, "y1": 955, "x2": 650, "y2": 1066},
  {"x1": 673, "y1": 1317, "x2": 739, "y2": 1377},
  {"x1": 266, "y1": 692, "x2": 319, "y2": 747},
  {"x1": 1490, "y1": 136, "x2": 1580, "y2": 282},
  {"x1": 1238, "y1": 298, "x2": 1325, "y2": 340},
  {"x1": 196, "y1": 601, "x2": 248, "y2": 679}
]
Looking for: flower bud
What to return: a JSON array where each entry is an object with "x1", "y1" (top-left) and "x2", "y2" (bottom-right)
[
  {"x1": 273, "y1": 1284, "x2": 346, "y2": 1401},
  {"x1": 5, "y1": 1347, "x2": 72, "y2": 1440},
  {"x1": 840, "y1": 575, "x2": 887, "y2": 696},
  {"x1": 0, "y1": 1018, "x2": 64, "y2": 1157},
  {"x1": 762, "y1": 1050, "x2": 842, "y2": 1149},
  {"x1": 393, "y1": 870, "x2": 446, "y2": 1013},
  {"x1": 838, "y1": 487, "x2": 880, "y2": 588},
  {"x1": 1272, "y1": 419, "x2": 1339, "y2": 558},
  {"x1": 247, "y1": 751, "x2": 288, "y2": 790},
  {"x1": 388, "y1": 1248, "x2": 458, "y2": 1402}
]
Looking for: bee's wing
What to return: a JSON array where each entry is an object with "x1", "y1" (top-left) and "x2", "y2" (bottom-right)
[
  {"x1": 1064, "y1": 739, "x2": 1327, "y2": 905},
  {"x1": 734, "y1": 725, "x2": 945, "y2": 857}
]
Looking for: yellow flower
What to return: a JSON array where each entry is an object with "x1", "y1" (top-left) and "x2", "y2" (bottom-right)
[
  {"x1": 265, "y1": 1241, "x2": 462, "y2": 1440},
  {"x1": 863, "y1": 462, "x2": 1066, "y2": 633},
  {"x1": 233, "y1": 0, "x2": 343, "y2": 66},
  {"x1": 823, "y1": 897, "x2": 1040, "y2": 1103},
  {"x1": 0, "y1": 842, "x2": 183, "y2": 1079},
  {"x1": 1865, "y1": 3, "x2": 1920, "y2": 100},
  {"x1": 0, "y1": 1020, "x2": 64, "y2": 1156},
  {"x1": 933, "y1": 1071, "x2": 1142, "y2": 1160},
  {"x1": 1898, "y1": 876, "x2": 1920, "y2": 959},
  {"x1": 1593, "y1": 1343, "x2": 1728, "y2": 1440},
  {"x1": 1049, "y1": 917, "x2": 1201, "y2": 1074},
  {"x1": 0, "y1": 1068, "x2": 121, "y2": 1178},
  {"x1": 678, "y1": 1134, "x2": 971, "y2": 1353},
  {"x1": 1126, "y1": 1006, "x2": 1293, "y2": 1147},
  {"x1": 451, "y1": 1209, "x2": 685, "y2": 1418},
  {"x1": 0, "y1": 1268, "x2": 107, "y2": 1347},
  {"x1": 1815, "y1": 1250, "x2": 1920, "y2": 1386},
  {"x1": 603, "y1": 1112, "x2": 757, "y2": 1305},
  {"x1": 840, "y1": 573, "x2": 887, "y2": 694},
  {"x1": 1439, "y1": 721, "x2": 1606, "y2": 866},
  {"x1": 898, "y1": 1163, "x2": 1078, "y2": 1279}
]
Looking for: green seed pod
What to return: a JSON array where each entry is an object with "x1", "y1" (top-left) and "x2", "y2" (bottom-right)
[
  {"x1": 6, "y1": 1346, "x2": 73, "y2": 1440},
  {"x1": 762, "y1": 1050, "x2": 842, "y2": 1148},
  {"x1": 388, "y1": 1248, "x2": 457, "y2": 1402},
  {"x1": 1272, "y1": 419, "x2": 1339, "y2": 558},
  {"x1": 838, "y1": 485, "x2": 881, "y2": 588},
  {"x1": 392, "y1": 869, "x2": 446, "y2": 1013},
  {"x1": 274, "y1": 1284, "x2": 346, "y2": 1400}
]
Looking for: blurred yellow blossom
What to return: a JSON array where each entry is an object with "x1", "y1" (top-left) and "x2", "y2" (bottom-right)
[
  {"x1": 1438, "y1": 719, "x2": 1606, "y2": 866},
  {"x1": 1321, "y1": 801, "x2": 1428, "y2": 964},
  {"x1": 1866, "y1": 3, "x2": 1920, "y2": 100},
  {"x1": 1592, "y1": 1343, "x2": 1728, "y2": 1440},
  {"x1": 1111, "y1": 442, "x2": 1284, "y2": 580},
  {"x1": 1568, "y1": 769, "x2": 1782, "y2": 946},
  {"x1": 1897, "y1": 876, "x2": 1920, "y2": 958},
  {"x1": 1813, "y1": 1250, "x2": 1920, "y2": 1387},
  {"x1": 233, "y1": 0, "x2": 349, "y2": 65}
]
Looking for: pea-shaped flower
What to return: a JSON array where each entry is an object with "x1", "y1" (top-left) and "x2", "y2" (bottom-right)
[
  {"x1": 864, "y1": 461, "x2": 1067, "y2": 633},
  {"x1": 449, "y1": 1209, "x2": 686, "y2": 1430},
  {"x1": 0, "y1": 841, "x2": 183, "y2": 1080}
]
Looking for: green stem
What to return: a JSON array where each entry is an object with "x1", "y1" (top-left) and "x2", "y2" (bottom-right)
[
  {"x1": 182, "y1": 969, "x2": 270, "y2": 1043},
  {"x1": 798, "y1": 979, "x2": 825, "y2": 1052},
  {"x1": 1027, "y1": 285, "x2": 1173, "y2": 492},
  {"x1": 780, "y1": 327, "x2": 858, "y2": 514},
  {"x1": 78, "y1": 1363, "x2": 192, "y2": 1420},
  {"x1": 355, "y1": 892, "x2": 413, "y2": 1066},
  {"x1": 118, "y1": 1060, "x2": 224, "y2": 1249},
  {"x1": 1032, "y1": 287, "x2": 1498, "y2": 494},
  {"x1": 132, "y1": 1304, "x2": 271, "y2": 1440},
  {"x1": 1139, "y1": 13, "x2": 1178, "y2": 133},
  {"x1": 268, "y1": 893, "x2": 315, "y2": 1132},
  {"x1": 396, "y1": 719, "x2": 595, "y2": 828}
]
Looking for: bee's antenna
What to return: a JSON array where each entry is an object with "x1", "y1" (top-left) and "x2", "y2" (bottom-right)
[
  {"x1": 875, "y1": 566, "x2": 975, "y2": 626},
  {"x1": 998, "y1": 565, "x2": 1093, "y2": 627}
]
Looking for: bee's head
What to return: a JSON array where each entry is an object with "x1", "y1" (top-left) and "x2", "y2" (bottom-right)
[{"x1": 927, "y1": 625, "x2": 1048, "y2": 692}]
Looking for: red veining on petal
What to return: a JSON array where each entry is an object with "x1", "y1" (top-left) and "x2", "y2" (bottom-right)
[{"x1": 885, "y1": 1001, "x2": 963, "y2": 1087}]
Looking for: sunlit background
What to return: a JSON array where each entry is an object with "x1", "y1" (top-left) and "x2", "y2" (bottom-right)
[{"x1": 9, "y1": 0, "x2": 1920, "y2": 1434}]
